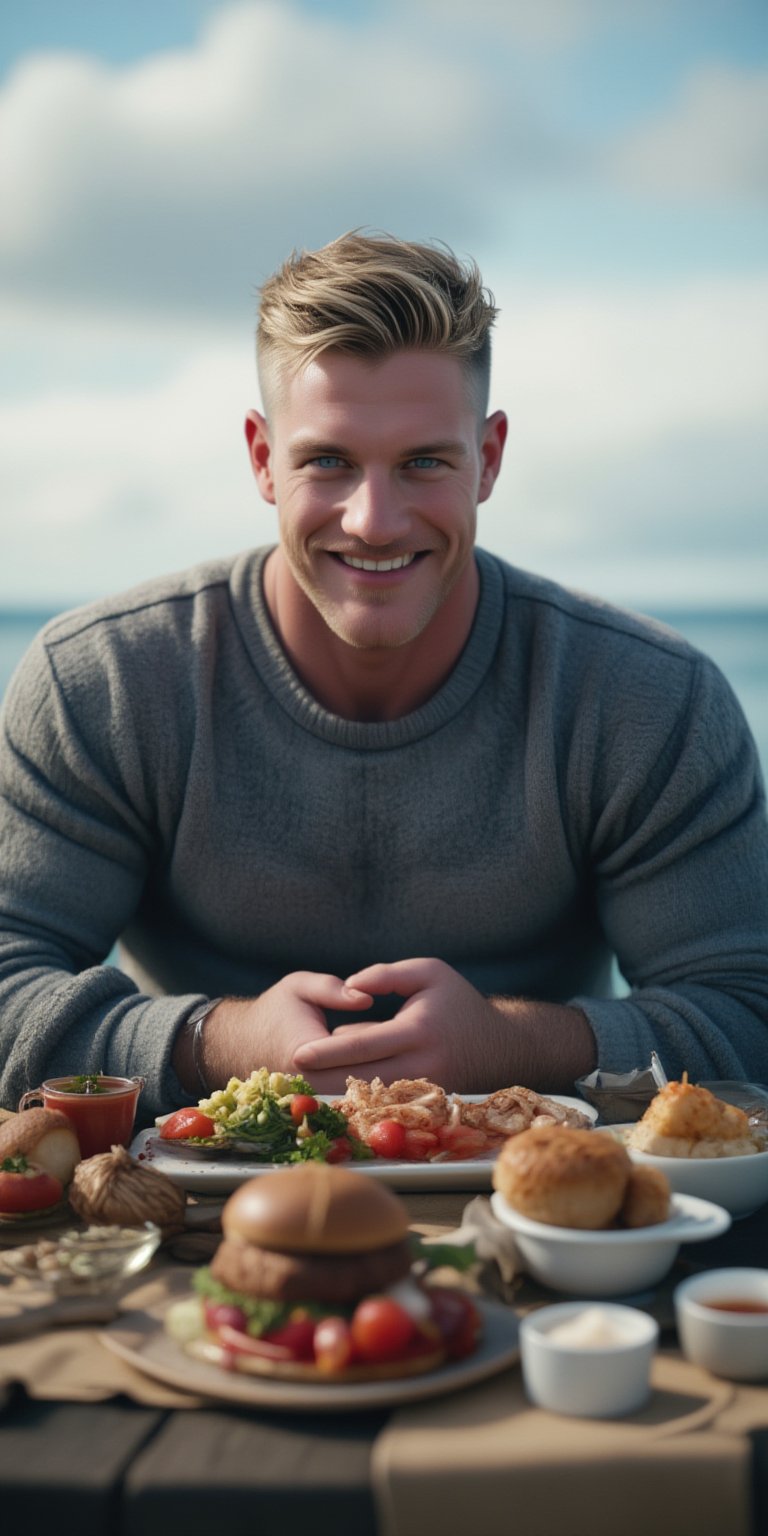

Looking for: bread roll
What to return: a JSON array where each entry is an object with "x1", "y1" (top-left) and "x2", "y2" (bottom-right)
[
  {"x1": 0, "y1": 1108, "x2": 81, "y2": 1183},
  {"x1": 492, "y1": 1125, "x2": 630, "y2": 1229}
]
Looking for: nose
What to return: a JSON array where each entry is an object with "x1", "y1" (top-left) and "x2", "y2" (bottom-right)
[{"x1": 339, "y1": 470, "x2": 410, "y2": 546}]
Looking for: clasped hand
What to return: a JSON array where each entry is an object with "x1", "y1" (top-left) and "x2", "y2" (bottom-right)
[{"x1": 200, "y1": 959, "x2": 506, "y2": 1096}]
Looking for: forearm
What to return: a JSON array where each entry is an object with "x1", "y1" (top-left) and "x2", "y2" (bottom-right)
[
  {"x1": 171, "y1": 996, "x2": 255, "y2": 1096},
  {"x1": 483, "y1": 997, "x2": 596, "y2": 1094},
  {"x1": 573, "y1": 978, "x2": 768, "y2": 1085},
  {"x1": 0, "y1": 934, "x2": 204, "y2": 1121}
]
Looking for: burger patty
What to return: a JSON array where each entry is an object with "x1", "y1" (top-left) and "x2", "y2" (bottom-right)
[{"x1": 210, "y1": 1236, "x2": 412, "y2": 1304}]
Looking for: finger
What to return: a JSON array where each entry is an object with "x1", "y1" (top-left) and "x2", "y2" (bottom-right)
[
  {"x1": 292, "y1": 973, "x2": 374, "y2": 1010},
  {"x1": 294, "y1": 1018, "x2": 407, "y2": 1071},
  {"x1": 344, "y1": 958, "x2": 438, "y2": 997},
  {"x1": 300, "y1": 1056, "x2": 418, "y2": 1095}
]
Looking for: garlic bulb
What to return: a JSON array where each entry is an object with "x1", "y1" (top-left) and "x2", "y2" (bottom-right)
[{"x1": 69, "y1": 1145, "x2": 186, "y2": 1234}]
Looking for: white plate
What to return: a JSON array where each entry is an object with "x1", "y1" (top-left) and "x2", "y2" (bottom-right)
[
  {"x1": 100, "y1": 1296, "x2": 520, "y2": 1412},
  {"x1": 131, "y1": 1094, "x2": 596, "y2": 1194}
]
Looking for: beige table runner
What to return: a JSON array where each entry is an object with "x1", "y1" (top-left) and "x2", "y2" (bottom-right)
[{"x1": 372, "y1": 1345, "x2": 768, "y2": 1536}]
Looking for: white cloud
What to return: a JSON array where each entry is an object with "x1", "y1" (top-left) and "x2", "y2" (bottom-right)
[
  {"x1": 0, "y1": 2, "x2": 529, "y2": 321},
  {"x1": 609, "y1": 65, "x2": 768, "y2": 200}
]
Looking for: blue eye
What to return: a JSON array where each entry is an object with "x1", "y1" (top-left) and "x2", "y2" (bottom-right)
[
  {"x1": 408, "y1": 456, "x2": 440, "y2": 470},
  {"x1": 311, "y1": 455, "x2": 345, "y2": 469}
]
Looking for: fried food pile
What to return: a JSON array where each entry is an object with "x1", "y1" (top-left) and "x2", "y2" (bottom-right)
[
  {"x1": 492, "y1": 1124, "x2": 671, "y2": 1230},
  {"x1": 334, "y1": 1077, "x2": 592, "y2": 1157},
  {"x1": 626, "y1": 1078, "x2": 764, "y2": 1159}
]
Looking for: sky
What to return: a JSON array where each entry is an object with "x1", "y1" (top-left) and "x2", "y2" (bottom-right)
[{"x1": 1, "y1": 0, "x2": 766, "y2": 611}]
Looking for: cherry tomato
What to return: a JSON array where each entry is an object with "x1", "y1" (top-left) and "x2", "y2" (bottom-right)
[
  {"x1": 203, "y1": 1301, "x2": 248, "y2": 1333},
  {"x1": 325, "y1": 1136, "x2": 352, "y2": 1163},
  {"x1": 366, "y1": 1120, "x2": 408, "y2": 1160},
  {"x1": 290, "y1": 1094, "x2": 319, "y2": 1124},
  {"x1": 428, "y1": 1288, "x2": 482, "y2": 1359},
  {"x1": 160, "y1": 1108, "x2": 216, "y2": 1140},
  {"x1": 313, "y1": 1316, "x2": 355, "y2": 1372},
  {"x1": 351, "y1": 1297, "x2": 416, "y2": 1362},
  {"x1": 401, "y1": 1128, "x2": 440, "y2": 1162},
  {"x1": 436, "y1": 1124, "x2": 490, "y2": 1160},
  {"x1": 264, "y1": 1316, "x2": 317, "y2": 1361},
  {"x1": 0, "y1": 1165, "x2": 63, "y2": 1214}
]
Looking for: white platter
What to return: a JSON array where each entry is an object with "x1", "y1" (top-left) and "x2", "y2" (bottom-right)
[
  {"x1": 130, "y1": 1095, "x2": 596, "y2": 1194},
  {"x1": 100, "y1": 1295, "x2": 519, "y2": 1412}
]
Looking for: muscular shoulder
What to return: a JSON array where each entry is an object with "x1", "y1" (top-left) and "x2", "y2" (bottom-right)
[
  {"x1": 484, "y1": 553, "x2": 707, "y2": 721},
  {"x1": 2, "y1": 551, "x2": 266, "y2": 772},
  {"x1": 480, "y1": 551, "x2": 757, "y2": 811}
]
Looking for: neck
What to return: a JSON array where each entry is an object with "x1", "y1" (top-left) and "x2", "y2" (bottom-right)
[{"x1": 262, "y1": 551, "x2": 480, "y2": 721}]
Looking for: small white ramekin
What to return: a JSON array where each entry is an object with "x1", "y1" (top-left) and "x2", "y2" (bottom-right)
[
  {"x1": 674, "y1": 1268, "x2": 768, "y2": 1380},
  {"x1": 519, "y1": 1301, "x2": 658, "y2": 1417}
]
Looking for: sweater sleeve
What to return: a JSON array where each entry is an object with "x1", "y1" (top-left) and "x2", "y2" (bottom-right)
[
  {"x1": 570, "y1": 654, "x2": 768, "y2": 1082},
  {"x1": 0, "y1": 634, "x2": 202, "y2": 1121}
]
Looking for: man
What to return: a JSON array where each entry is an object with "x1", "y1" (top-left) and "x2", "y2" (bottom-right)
[{"x1": 1, "y1": 233, "x2": 767, "y2": 1122}]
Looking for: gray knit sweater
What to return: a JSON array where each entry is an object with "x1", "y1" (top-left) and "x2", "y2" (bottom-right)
[{"x1": 1, "y1": 547, "x2": 767, "y2": 1120}]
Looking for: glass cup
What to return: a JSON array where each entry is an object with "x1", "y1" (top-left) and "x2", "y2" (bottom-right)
[{"x1": 18, "y1": 1075, "x2": 144, "y2": 1159}]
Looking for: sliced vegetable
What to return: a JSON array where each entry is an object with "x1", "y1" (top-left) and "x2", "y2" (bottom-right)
[
  {"x1": 0, "y1": 1156, "x2": 63, "y2": 1213},
  {"x1": 160, "y1": 1107, "x2": 217, "y2": 1141}
]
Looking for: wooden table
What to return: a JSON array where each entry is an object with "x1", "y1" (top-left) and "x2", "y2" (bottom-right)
[{"x1": 3, "y1": 1200, "x2": 768, "y2": 1535}]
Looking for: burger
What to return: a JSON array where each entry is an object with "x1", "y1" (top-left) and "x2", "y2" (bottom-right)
[{"x1": 168, "y1": 1163, "x2": 481, "y2": 1380}]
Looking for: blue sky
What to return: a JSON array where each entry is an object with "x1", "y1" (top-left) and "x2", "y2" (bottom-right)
[{"x1": 1, "y1": 0, "x2": 766, "y2": 607}]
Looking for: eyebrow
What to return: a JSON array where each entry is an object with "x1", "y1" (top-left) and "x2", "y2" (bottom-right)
[{"x1": 288, "y1": 437, "x2": 470, "y2": 461}]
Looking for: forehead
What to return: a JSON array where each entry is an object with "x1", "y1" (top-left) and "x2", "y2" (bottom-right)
[{"x1": 269, "y1": 349, "x2": 478, "y2": 448}]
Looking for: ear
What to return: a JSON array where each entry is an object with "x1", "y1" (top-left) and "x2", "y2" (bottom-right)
[
  {"x1": 477, "y1": 410, "x2": 508, "y2": 504},
  {"x1": 244, "y1": 410, "x2": 276, "y2": 504}
]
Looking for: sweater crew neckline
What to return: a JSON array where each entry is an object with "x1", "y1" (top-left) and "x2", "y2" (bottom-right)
[{"x1": 229, "y1": 546, "x2": 504, "y2": 749}]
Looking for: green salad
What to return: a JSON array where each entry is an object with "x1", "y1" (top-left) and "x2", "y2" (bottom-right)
[{"x1": 193, "y1": 1068, "x2": 372, "y2": 1164}]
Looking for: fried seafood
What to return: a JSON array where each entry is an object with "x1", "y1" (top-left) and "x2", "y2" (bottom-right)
[
  {"x1": 458, "y1": 1086, "x2": 592, "y2": 1143},
  {"x1": 627, "y1": 1078, "x2": 763, "y2": 1159},
  {"x1": 333, "y1": 1077, "x2": 592, "y2": 1156},
  {"x1": 335, "y1": 1077, "x2": 451, "y2": 1139}
]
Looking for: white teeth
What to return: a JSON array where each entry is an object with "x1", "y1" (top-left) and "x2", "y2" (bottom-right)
[{"x1": 340, "y1": 553, "x2": 415, "y2": 572}]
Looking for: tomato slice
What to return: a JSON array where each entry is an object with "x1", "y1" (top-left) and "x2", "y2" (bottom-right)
[
  {"x1": 351, "y1": 1297, "x2": 416, "y2": 1362},
  {"x1": 290, "y1": 1094, "x2": 319, "y2": 1124},
  {"x1": 366, "y1": 1120, "x2": 408, "y2": 1159},
  {"x1": 401, "y1": 1128, "x2": 440, "y2": 1162},
  {"x1": 436, "y1": 1124, "x2": 491, "y2": 1160},
  {"x1": 0, "y1": 1166, "x2": 63, "y2": 1214},
  {"x1": 160, "y1": 1108, "x2": 216, "y2": 1141},
  {"x1": 325, "y1": 1136, "x2": 353, "y2": 1163}
]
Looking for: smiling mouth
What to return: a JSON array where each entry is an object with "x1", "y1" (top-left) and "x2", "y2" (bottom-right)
[{"x1": 334, "y1": 552, "x2": 419, "y2": 573}]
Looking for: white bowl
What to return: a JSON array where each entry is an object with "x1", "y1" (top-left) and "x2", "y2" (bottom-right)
[
  {"x1": 520, "y1": 1302, "x2": 658, "y2": 1417},
  {"x1": 616, "y1": 1128, "x2": 768, "y2": 1219},
  {"x1": 675, "y1": 1268, "x2": 768, "y2": 1380},
  {"x1": 490, "y1": 1190, "x2": 730, "y2": 1296}
]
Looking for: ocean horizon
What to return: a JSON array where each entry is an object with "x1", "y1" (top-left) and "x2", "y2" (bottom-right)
[{"x1": 1, "y1": 600, "x2": 766, "y2": 775}]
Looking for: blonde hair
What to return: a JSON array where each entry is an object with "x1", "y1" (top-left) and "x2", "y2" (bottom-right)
[{"x1": 257, "y1": 231, "x2": 498, "y2": 415}]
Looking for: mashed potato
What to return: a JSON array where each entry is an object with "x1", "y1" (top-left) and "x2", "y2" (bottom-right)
[{"x1": 627, "y1": 1078, "x2": 765, "y2": 1159}]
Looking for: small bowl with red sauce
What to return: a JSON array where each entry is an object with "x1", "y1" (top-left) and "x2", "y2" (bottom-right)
[{"x1": 675, "y1": 1268, "x2": 768, "y2": 1380}]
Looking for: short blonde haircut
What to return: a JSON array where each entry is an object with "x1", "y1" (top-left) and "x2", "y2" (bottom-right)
[{"x1": 257, "y1": 231, "x2": 498, "y2": 416}]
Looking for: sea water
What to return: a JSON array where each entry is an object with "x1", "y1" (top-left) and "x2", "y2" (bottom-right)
[{"x1": 1, "y1": 603, "x2": 766, "y2": 773}]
